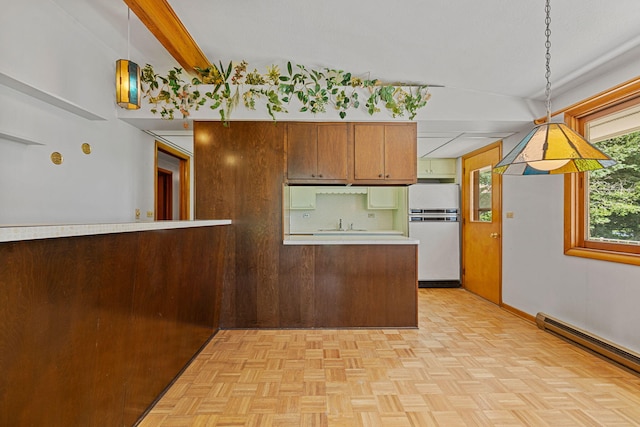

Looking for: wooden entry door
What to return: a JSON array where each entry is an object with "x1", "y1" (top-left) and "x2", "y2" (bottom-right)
[{"x1": 461, "y1": 141, "x2": 502, "y2": 304}]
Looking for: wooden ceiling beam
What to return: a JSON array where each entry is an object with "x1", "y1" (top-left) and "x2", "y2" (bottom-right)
[{"x1": 123, "y1": 0, "x2": 210, "y2": 74}]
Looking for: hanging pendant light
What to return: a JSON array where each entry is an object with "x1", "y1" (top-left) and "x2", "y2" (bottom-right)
[
  {"x1": 116, "y1": 8, "x2": 141, "y2": 110},
  {"x1": 493, "y1": 0, "x2": 615, "y2": 175}
]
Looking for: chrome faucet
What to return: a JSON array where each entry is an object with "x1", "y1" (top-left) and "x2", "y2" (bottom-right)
[{"x1": 339, "y1": 218, "x2": 344, "y2": 231}]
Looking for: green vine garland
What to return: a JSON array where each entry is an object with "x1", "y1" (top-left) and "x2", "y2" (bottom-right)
[{"x1": 140, "y1": 61, "x2": 432, "y2": 123}]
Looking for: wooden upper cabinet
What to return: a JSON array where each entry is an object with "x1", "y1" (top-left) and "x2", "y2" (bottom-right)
[
  {"x1": 287, "y1": 123, "x2": 348, "y2": 182},
  {"x1": 354, "y1": 125, "x2": 385, "y2": 180},
  {"x1": 287, "y1": 123, "x2": 317, "y2": 180},
  {"x1": 287, "y1": 122, "x2": 415, "y2": 185},
  {"x1": 385, "y1": 124, "x2": 417, "y2": 182},
  {"x1": 354, "y1": 123, "x2": 416, "y2": 184},
  {"x1": 317, "y1": 124, "x2": 348, "y2": 180}
]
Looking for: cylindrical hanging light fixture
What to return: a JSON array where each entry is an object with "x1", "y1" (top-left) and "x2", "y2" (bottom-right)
[
  {"x1": 493, "y1": 0, "x2": 615, "y2": 175},
  {"x1": 116, "y1": 8, "x2": 141, "y2": 110},
  {"x1": 116, "y1": 59, "x2": 141, "y2": 109}
]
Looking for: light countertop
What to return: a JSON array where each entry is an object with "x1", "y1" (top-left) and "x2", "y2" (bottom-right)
[
  {"x1": 0, "y1": 220, "x2": 232, "y2": 243},
  {"x1": 284, "y1": 234, "x2": 419, "y2": 245},
  {"x1": 289, "y1": 230, "x2": 404, "y2": 236}
]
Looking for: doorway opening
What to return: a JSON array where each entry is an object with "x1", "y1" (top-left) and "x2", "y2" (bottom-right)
[
  {"x1": 157, "y1": 167, "x2": 173, "y2": 220},
  {"x1": 155, "y1": 141, "x2": 190, "y2": 220}
]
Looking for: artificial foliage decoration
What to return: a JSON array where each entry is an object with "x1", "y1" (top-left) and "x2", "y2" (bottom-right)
[{"x1": 140, "y1": 61, "x2": 431, "y2": 123}]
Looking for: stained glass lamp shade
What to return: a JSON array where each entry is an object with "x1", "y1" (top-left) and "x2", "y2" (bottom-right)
[
  {"x1": 115, "y1": 8, "x2": 140, "y2": 110},
  {"x1": 116, "y1": 59, "x2": 141, "y2": 110},
  {"x1": 493, "y1": 0, "x2": 615, "y2": 176},
  {"x1": 493, "y1": 122, "x2": 616, "y2": 175}
]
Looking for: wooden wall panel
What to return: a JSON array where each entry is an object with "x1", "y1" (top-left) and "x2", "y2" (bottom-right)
[
  {"x1": 195, "y1": 122, "x2": 286, "y2": 328},
  {"x1": 279, "y1": 245, "x2": 316, "y2": 327},
  {"x1": 0, "y1": 226, "x2": 227, "y2": 427},
  {"x1": 0, "y1": 235, "x2": 138, "y2": 426},
  {"x1": 123, "y1": 228, "x2": 226, "y2": 424}
]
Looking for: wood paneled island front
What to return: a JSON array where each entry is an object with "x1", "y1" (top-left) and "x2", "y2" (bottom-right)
[
  {"x1": 0, "y1": 220, "x2": 230, "y2": 427},
  {"x1": 283, "y1": 237, "x2": 418, "y2": 327},
  {"x1": 195, "y1": 121, "x2": 418, "y2": 329}
]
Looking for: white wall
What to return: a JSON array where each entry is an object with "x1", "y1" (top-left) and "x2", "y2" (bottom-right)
[
  {"x1": 0, "y1": 1, "x2": 158, "y2": 225},
  {"x1": 501, "y1": 63, "x2": 640, "y2": 353}
]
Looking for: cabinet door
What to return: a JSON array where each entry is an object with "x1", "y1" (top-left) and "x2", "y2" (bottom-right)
[
  {"x1": 418, "y1": 157, "x2": 456, "y2": 178},
  {"x1": 417, "y1": 158, "x2": 431, "y2": 178},
  {"x1": 354, "y1": 124, "x2": 385, "y2": 180},
  {"x1": 384, "y1": 125, "x2": 416, "y2": 182},
  {"x1": 287, "y1": 123, "x2": 318, "y2": 179},
  {"x1": 317, "y1": 124, "x2": 348, "y2": 180},
  {"x1": 367, "y1": 187, "x2": 398, "y2": 209},
  {"x1": 290, "y1": 186, "x2": 316, "y2": 209},
  {"x1": 430, "y1": 158, "x2": 456, "y2": 176}
]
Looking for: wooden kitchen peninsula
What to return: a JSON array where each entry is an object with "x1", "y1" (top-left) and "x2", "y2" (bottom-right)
[
  {"x1": 0, "y1": 220, "x2": 230, "y2": 427},
  {"x1": 283, "y1": 235, "x2": 419, "y2": 327},
  {"x1": 195, "y1": 121, "x2": 419, "y2": 329}
]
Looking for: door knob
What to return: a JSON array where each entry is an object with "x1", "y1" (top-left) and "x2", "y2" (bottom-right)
[{"x1": 490, "y1": 232, "x2": 500, "y2": 239}]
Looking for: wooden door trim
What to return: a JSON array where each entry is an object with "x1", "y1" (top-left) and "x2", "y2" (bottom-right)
[
  {"x1": 461, "y1": 140, "x2": 503, "y2": 305},
  {"x1": 155, "y1": 141, "x2": 191, "y2": 220}
]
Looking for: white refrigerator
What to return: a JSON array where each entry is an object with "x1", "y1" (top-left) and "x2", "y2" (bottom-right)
[{"x1": 408, "y1": 183, "x2": 461, "y2": 286}]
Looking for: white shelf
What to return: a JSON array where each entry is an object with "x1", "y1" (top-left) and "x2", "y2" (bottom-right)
[
  {"x1": 0, "y1": 72, "x2": 106, "y2": 121},
  {"x1": 0, "y1": 130, "x2": 45, "y2": 146}
]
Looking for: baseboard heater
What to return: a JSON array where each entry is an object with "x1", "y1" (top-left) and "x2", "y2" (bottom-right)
[{"x1": 536, "y1": 312, "x2": 640, "y2": 375}]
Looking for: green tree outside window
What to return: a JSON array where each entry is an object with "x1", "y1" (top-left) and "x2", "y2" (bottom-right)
[{"x1": 588, "y1": 131, "x2": 640, "y2": 243}]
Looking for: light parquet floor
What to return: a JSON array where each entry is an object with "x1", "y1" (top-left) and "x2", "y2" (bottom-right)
[{"x1": 139, "y1": 289, "x2": 640, "y2": 426}]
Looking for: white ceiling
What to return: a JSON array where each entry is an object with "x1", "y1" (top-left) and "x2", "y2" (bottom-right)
[{"x1": 54, "y1": 0, "x2": 640, "y2": 157}]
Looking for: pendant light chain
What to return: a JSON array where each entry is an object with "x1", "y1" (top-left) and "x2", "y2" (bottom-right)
[
  {"x1": 544, "y1": 0, "x2": 552, "y2": 123},
  {"x1": 493, "y1": 0, "x2": 616, "y2": 175},
  {"x1": 116, "y1": 7, "x2": 141, "y2": 110},
  {"x1": 127, "y1": 8, "x2": 131, "y2": 61}
]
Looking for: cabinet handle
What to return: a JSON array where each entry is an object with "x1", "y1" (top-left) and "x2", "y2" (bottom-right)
[
  {"x1": 318, "y1": 174, "x2": 323, "y2": 178},
  {"x1": 378, "y1": 174, "x2": 383, "y2": 178},
  {"x1": 311, "y1": 174, "x2": 315, "y2": 177},
  {"x1": 386, "y1": 174, "x2": 390, "y2": 178}
]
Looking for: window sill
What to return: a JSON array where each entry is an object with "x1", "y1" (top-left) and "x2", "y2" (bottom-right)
[{"x1": 565, "y1": 247, "x2": 640, "y2": 267}]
